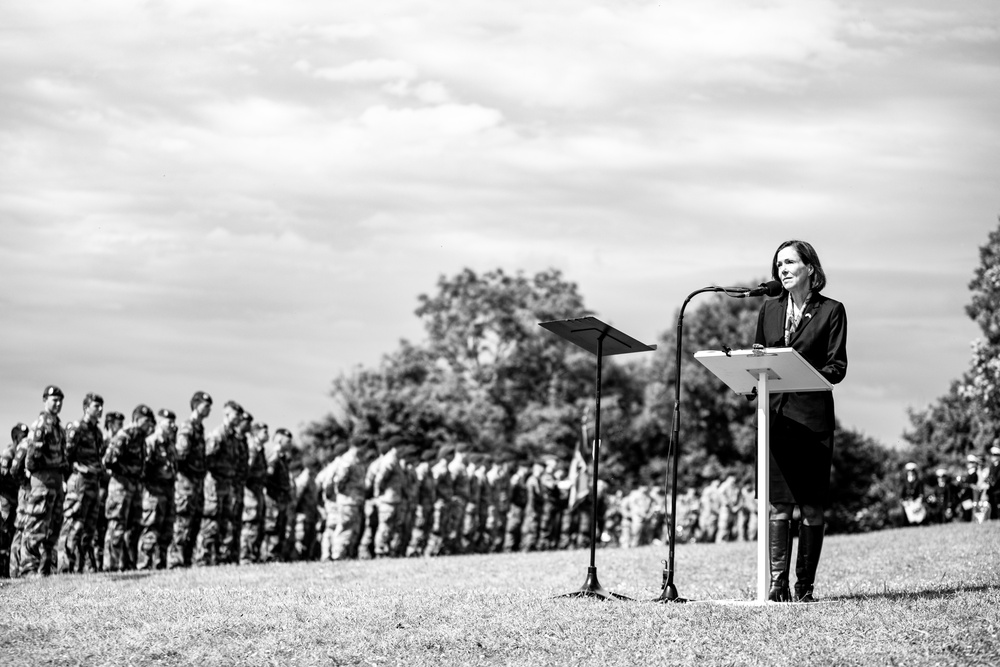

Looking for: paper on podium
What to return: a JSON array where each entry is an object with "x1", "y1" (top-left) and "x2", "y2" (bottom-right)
[{"x1": 694, "y1": 347, "x2": 832, "y2": 396}]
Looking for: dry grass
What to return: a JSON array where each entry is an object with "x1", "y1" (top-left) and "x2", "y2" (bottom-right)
[{"x1": 3, "y1": 522, "x2": 1000, "y2": 666}]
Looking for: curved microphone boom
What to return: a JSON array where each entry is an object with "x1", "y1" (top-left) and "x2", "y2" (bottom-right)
[{"x1": 653, "y1": 277, "x2": 780, "y2": 603}]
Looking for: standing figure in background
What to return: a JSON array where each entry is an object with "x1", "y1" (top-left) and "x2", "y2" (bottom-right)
[
  {"x1": 371, "y1": 435, "x2": 406, "y2": 558},
  {"x1": 20, "y1": 386, "x2": 67, "y2": 577},
  {"x1": 486, "y1": 456, "x2": 510, "y2": 553},
  {"x1": 985, "y1": 446, "x2": 1000, "y2": 521},
  {"x1": 95, "y1": 411, "x2": 125, "y2": 570},
  {"x1": 406, "y1": 448, "x2": 437, "y2": 557},
  {"x1": 138, "y1": 409, "x2": 177, "y2": 570},
  {"x1": 900, "y1": 462, "x2": 927, "y2": 526},
  {"x1": 520, "y1": 460, "x2": 545, "y2": 552},
  {"x1": 539, "y1": 457, "x2": 562, "y2": 550},
  {"x1": 396, "y1": 446, "x2": 418, "y2": 556},
  {"x1": 1, "y1": 424, "x2": 30, "y2": 578},
  {"x1": 696, "y1": 480, "x2": 721, "y2": 543},
  {"x1": 502, "y1": 461, "x2": 528, "y2": 552},
  {"x1": 222, "y1": 412, "x2": 253, "y2": 564},
  {"x1": 168, "y1": 392, "x2": 211, "y2": 569},
  {"x1": 328, "y1": 438, "x2": 368, "y2": 560},
  {"x1": 925, "y1": 468, "x2": 955, "y2": 524},
  {"x1": 57, "y1": 393, "x2": 105, "y2": 574},
  {"x1": 735, "y1": 483, "x2": 757, "y2": 542},
  {"x1": 103, "y1": 404, "x2": 154, "y2": 572},
  {"x1": 197, "y1": 400, "x2": 243, "y2": 566},
  {"x1": 715, "y1": 476, "x2": 739, "y2": 542},
  {"x1": 463, "y1": 454, "x2": 484, "y2": 553},
  {"x1": 447, "y1": 445, "x2": 470, "y2": 555},
  {"x1": 426, "y1": 446, "x2": 454, "y2": 557},
  {"x1": 292, "y1": 464, "x2": 320, "y2": 561},
  {"x1": 240, "y1": 422, "x2": 269, "y2": 564},
  {"x1": 958, "y1": 455, "x2": 980, "y2": 522},
  {"x1": 262, "y1": 428, "x2": 293, "y2": 562}
]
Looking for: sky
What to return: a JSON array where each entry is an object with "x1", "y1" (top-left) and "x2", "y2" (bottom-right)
[{"x1": 2, "y1": 0, "x2": 998, "y2": 450}]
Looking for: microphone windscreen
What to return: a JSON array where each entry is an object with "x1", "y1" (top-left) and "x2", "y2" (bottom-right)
[{"x1": 764, "y1": 280, "x2": 782, "y2": 297}]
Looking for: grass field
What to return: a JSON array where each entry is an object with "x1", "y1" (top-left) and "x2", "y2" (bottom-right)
[{"x1": 3, "y1": 521, "x2": 1000, "y2": 666}]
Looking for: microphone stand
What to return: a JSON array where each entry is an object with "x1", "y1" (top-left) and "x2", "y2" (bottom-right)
[{"x1": 652, "y1": 285, "x2": 750, "y2": 603}]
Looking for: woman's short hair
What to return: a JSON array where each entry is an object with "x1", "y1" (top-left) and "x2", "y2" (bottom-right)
[{"x1": 771, "y1": 239, "x2": 827, "y2": 293}]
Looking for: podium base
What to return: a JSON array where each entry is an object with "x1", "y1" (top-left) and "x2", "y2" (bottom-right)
[
  {"x1": 650, "y1": 582, "x2": 689, "y2": 603},
  {"x1": 555, "y1": 567, "x2": 632, "y2": 601}
]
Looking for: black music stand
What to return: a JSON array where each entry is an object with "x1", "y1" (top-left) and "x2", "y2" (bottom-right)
[{"x1": 539, "y1": 317, "x2": 656, "y2": 601}]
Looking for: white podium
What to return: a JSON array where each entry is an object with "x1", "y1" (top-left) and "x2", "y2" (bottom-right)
[{"x1": 695, "y1": 347, "x2": 832, "y2": 603}]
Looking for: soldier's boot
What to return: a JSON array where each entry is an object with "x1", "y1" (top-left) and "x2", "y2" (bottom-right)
[
  {"x1": 767, "y1": 519, "x2": 792, "y2": 602},
  {"x1": 794, "y1": 523, "x2": 824, "y2": 602}
]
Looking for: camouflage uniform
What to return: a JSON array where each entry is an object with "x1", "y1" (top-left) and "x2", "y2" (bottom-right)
[
  {"x1": 735, "y1": 484, "x2": 757, "y2": 542},
  {"x1": 539, "y1": 466, "x2": 563, "y2": 550},
  {"x1": 316, "y1": 458, "x2": 339, "y2": 560},
  {"x1": 240, "y1": 432, "x2": 268, "y2": 564},
  {"x1": 520, "y1": 466, "x2": 544, "y2": 552},
  {"x1": 197, "y1": 419, "x2": 240, "y2": 566},
  {"x1": 58, "y1": 417, "x2": 105, "y2": 573},
  {"x1": 7, "y1": 434, "x2": 32, "y2": 577},
  {"x1": 623, "y1": 486, "x2": 655, "y2": 548},
  {"x1": 486, "y1": 462, "x2": 509, "y2": 553},
  {"x1": 262, "y1": 439, "x2": 292, "y2": 562},
  {"x1": 103, "y1": 419, "x2": 148, "y2": 572},
  {"x1": 448, "y1": 454, "x2": 470, "y2": 554},
  {"x1": 358, "y1": 459, "x2": 379, "y2": 560},
  {"x1": 138, "y1": 423, "x2": 177, "y2": 570},
  {"x1": 715, "y1": 477, "x2": 739, "y2": 543},
  {"x1": 405, "y1": 457, "x2": 436, "y2": 557},
  {"x1": 503, "y1": 466, "x2": 528, "y2": 552},
  {"x1": 292, "y1": 468, "x2": 320, "y2": 561},
  {"x1": 602, "y1": 490, "x2": 623, "y2": 547},
  {"x1": 462, "y1": 461, "x2": 482, "y2": 553},
  {"x1": 95, "y1": 415, "x2": 124, "y2": 571},
  {"x1": 328, "y1": 446, "x2": 367, "y2": 560},
  {"x1": 397, "y1": 458, "x2": 417, "y2": 557},
  {"x1": 426, "y1": 456, "x2": 453, "y2": 556},
  {"x1": 21, "y1": 407, "x2": 68, "y2": 576},
  {"x1": 1, "y1": 425, "x2": 29, "y2": 578},
  {"x1": 371, "y1": 448, "x2": 407, "y2": 558},
  {"x1": 168, "y1": 416, "x2": 207, "y2": 568},
  {"x1": 222, "y1": 426, "x2": 250, "y2": 564},
  {"x1": 697, "y1": 480, "x2": 721, "y2": 542}
]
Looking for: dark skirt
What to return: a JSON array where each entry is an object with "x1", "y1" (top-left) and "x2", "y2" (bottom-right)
[{"x1": 767, "y1": 413, "x2": 833, "y2": 507}]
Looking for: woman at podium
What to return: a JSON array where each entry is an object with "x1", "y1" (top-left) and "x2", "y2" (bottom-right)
[{"x1": 755, "y1": 239, "x2": 847, "y2": 602}]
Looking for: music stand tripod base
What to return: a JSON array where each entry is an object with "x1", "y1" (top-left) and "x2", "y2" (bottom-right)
[
  {"x1": 554, "y1": 566, "x2": 632, "y2": 601},
  {"x1": 539, "y1": 317, "x2": 655, "y2": 603}
]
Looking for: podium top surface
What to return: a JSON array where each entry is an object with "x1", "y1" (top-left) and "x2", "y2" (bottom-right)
[
  {"x1": 539, "y1": 317, "x2": 656, "y2": 357},
  {"x1": 694, "y1": 347, "x2": 832, "y2": 395}
]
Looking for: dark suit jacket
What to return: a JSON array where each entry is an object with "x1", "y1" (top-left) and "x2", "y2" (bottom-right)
[{"x1": 754, "y1": 292, "x2": 848, "y2": 434}]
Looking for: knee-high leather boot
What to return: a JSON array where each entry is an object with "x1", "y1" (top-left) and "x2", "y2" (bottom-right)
[
  {"x1": 767, "y1": 519, "x2": 792, "y2": 602},
  {"x1": 794, "y1": 523, "x2": 824, "y2": 602}
]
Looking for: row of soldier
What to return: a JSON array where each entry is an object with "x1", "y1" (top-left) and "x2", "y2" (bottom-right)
[
  {"x1": 0, "y1": 387, "x2": 300, "y2": 578},
  {"x1": 0, "y1": 385, "x2": 767, "y2": 579}
]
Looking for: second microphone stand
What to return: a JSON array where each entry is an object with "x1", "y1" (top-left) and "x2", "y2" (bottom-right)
[{"x1": 652, "y1": 284, "x2": 767, "y2": 603}]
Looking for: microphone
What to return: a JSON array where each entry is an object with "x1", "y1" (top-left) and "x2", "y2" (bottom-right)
[{"x1": 746, "y1": 280, "x2": 782, "y2": 297}]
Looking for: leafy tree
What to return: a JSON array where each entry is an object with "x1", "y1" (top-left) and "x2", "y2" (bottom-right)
[
  {"x1": 906, "y1": 218, "x2": 1000, "y2": 461},
  {"x1": 303, "y1": 268, "x2": 645, "y2": 468}
]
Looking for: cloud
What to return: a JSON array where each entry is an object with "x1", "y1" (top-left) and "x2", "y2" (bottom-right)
[
  {"x1": 310, "y1": 59, "x2": 419, "y2": 83},
  {"x1": 1, "y1": 0, "x2": 998, "y2": 446}
]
